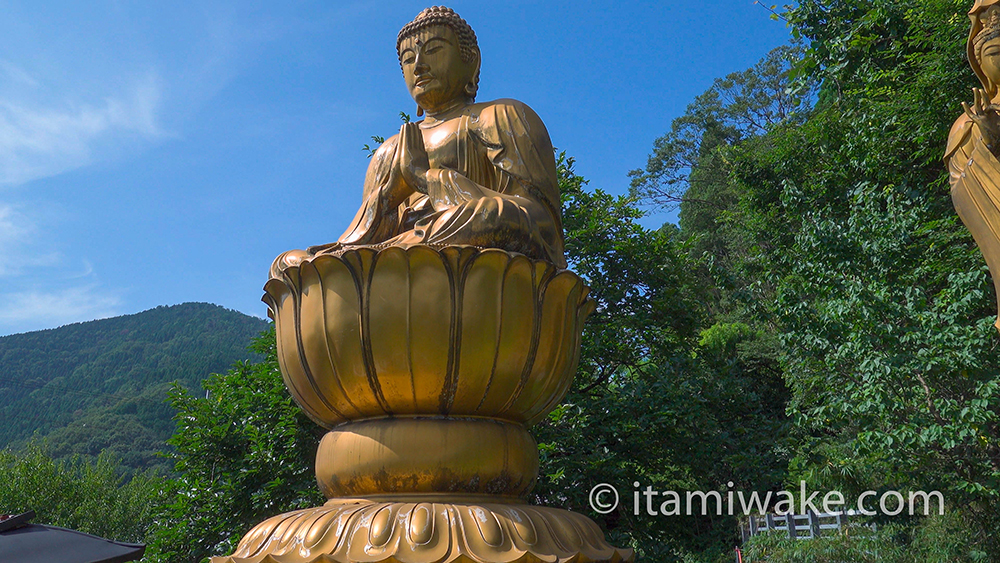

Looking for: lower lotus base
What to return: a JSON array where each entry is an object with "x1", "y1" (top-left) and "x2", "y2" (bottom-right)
[{"x1": 211, "y1": 498, "x2": 634, "y2": 563}]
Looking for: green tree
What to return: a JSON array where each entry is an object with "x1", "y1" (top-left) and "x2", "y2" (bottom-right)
[
  {"x1": 629, "y1": 44, "x2": 814, "y2": 265},
  {"x1": 768, "y1": 1, "x2": 1000, "y2": 546},
  {"x1": 627, "y1": 0, "x2": 1000, "y2": 553},
  {"x1": 531, "y1": 156, "x2": 792, "y2": 561},
  {"x1": 144, "y1": 328, "x2": 324, "y2": 563},
  {"x1": 635, "y1": 0, "x2": 1000, "y2": 552},
  {"x1": 0, "y1": 442, "x2": 163, "y2": 543}
]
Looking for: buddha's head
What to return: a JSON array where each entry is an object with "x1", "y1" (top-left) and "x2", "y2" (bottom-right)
[
  {"x1": 970, "y1": 0, "x2": 1000, "y2": 98},
  {"x1": 397, "y1": 6, "x2": 480, "y2": 115}
]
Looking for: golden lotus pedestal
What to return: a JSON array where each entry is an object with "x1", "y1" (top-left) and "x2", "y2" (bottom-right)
[{"x1": 214, "y1": 247, "x2": 632, "y2": 563}]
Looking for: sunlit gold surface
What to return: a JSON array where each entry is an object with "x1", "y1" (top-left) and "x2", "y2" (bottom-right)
[
  {"x1": 271, "y1": 7, "x2": 567, "y2": 272},
  {"x1": 214, "y1": 500, "x2": 633, "y2": 563},
  {"x1": 225, "y1": 6, "x2": 631, "y2": 563},
  {"x1": 263, "y1": 246, "x2": 594, "y2": 428},
  {"x1": 947, "y1": 0, "x2": 1000, "y2": 331},
  {"x1": 315, "y1": 417, "x2": 538, "y2": 499}
]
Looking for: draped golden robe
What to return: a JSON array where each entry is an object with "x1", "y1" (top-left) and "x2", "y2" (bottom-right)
[
  {"x1": 946, "y1": 113, "x2": 1000, "y2": 329},
  {"x1": 327, "y1": 99, "x2": 565, "y2": 269}
]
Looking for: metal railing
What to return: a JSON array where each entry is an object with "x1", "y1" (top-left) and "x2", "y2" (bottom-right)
[{"x1": 741, "y1": 510, "x2": 850, "y2": 541}]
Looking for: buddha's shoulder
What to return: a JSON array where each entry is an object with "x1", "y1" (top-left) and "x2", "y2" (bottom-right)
[
  {"x1": 469, "y1": 99, "x2": 544, "y2": 121},
  {"x1": 949, "y1": 112, "x2": 974, "y2": 137},
  {"x1": 372, "y1": 132, "x2": 401, "y2": 158},
  {"x1": 945, "y1": 112, "x2": 975, "y2": 161}
]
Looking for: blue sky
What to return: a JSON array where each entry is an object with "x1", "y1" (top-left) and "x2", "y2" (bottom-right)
[{"x1": 0, "y1": 1, "x2": 791, "y2": 336}]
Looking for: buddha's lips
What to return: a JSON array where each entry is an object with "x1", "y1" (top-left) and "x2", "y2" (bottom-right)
[{"x1": 415, "y1": 76, "x2": 434, "y2": 87}]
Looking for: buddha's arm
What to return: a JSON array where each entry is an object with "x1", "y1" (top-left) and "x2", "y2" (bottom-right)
[
  {"x1": 400, "y1": 117, "x2": 534, "y2": 212},
  {"x1": 338, "y1": 134, "x2": 414, "y2": 244},
  {"x1": 479, "y1": 100, "x2": 562, "y2": 223},
  {"x1": 424, "y1": 168, "x2": 514, "y2": 208}
]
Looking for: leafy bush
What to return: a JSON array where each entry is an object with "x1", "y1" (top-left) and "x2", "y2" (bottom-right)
[
  {"x1": 0, "y1": 441, "x2": 164, "y2": 543},
  {"x1": 144, "y1": 327, "x2": 324, "y2": 563},
  {"x1": 742, "y1": 512, "x2": 990, "y2": 563}
]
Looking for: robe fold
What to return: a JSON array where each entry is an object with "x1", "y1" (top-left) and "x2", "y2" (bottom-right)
[
  {"x1": 336, "y1": 99, "x2": 566, "y2": 268},
  {"x1": 946, "y1": 113, "x2": 1000, "y2": 328}
]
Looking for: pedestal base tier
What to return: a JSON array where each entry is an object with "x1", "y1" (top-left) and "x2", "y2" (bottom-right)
[
  {"x1": 316, "y1": 418, "x2": 538, "y2": 498},
  {"x1": 213, "y1": 499, "x2": 634, "y2": 563}
]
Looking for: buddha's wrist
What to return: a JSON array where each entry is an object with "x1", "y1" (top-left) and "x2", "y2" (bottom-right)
[
  {"x1": 422, "y1": 169, "x2": 445, "y2": 194},
  {"x1": 410, "y1": 168, "x2": 430, "y2": 194}
]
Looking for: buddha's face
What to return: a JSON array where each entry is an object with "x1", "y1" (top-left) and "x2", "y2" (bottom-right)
[
  {"x1": 983, "y1": 37, "x2": 1000, "y2": 93},
  {"x1": 399, "y1": 25, "x2": 476, "y2": 113},
  {"x1": 979, "y1": 6, "x2": 1000, "y2": 94}
]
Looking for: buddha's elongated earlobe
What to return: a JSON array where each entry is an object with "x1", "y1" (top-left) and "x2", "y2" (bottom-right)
[
  {"x1": 465, "y1": 66, "x2": 480, "y2": 102},
  {"x1": 417, "y1": 105, "x2": 424, "y2": 117}
]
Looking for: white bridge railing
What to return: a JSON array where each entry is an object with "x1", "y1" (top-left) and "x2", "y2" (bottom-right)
[{"x1": 741, "y1": 510, "x2": 850, "y2": 541}]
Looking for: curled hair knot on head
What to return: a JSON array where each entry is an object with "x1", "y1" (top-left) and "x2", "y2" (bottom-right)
[{"x1": 396, "y1": 6, "x2": 479, "y2": 64}]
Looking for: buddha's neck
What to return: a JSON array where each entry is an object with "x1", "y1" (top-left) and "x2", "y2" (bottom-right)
[{"x1": 422, "y1": 99, "x2": 467, "y2": 125}]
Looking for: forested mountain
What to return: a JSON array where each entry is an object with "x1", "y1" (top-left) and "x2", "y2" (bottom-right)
[{"x1": 0, "y1": 303, "x2": 269, "y2": 472}]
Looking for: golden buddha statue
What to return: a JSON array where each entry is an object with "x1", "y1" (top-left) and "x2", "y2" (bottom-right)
[
  {"x1": 947, "y1": 0, "x2": 1000, "y2": 331},
  {"x1": 222, "y1": 7, "x2": 633, "y2": 563},
  {"x1": 273, "y1": 6, "x2": 567, "y2": 275}
]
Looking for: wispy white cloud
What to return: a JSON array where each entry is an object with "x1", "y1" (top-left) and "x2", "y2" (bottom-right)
[
  {"x1": 0, "y1": 204, "x2": 59, "y2": 277},
  {"x1": 0, "y1": 204, "x2": 30, "y2": 242},
  {"x1": 0, "y1": 204, "x2": 31, "y2": 277},
  {"x1": 0, "y1": 68, "x2": 164, "y2": 185},
  {"x1": 0, "y1": 203, "x2": 121, "y2": 335},
  {"x1": 0, "y1": 285, "x2": 122, "y2": 333},
  {"x1": 0, "y1": 60, "x2": 39, "y2": 88},
  {"x1": 66, "y1": 260, "x2": 95, "y2": 280}
]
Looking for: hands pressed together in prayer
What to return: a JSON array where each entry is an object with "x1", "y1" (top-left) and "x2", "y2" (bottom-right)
[
  {"x1": 399, "y1": 122, "x2": 431, "y2": 194},
  {"x1": 381, "y1": 122, "x2": 432, "y2": 211}
]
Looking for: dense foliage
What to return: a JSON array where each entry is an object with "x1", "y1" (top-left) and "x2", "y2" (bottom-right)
[
  {"x1": 743, "y1": 516, "x2": 985, "y2": 562},
  {"x1": 0, "y1": 442, "x2": 164, "y2": 543},
  {"x1": 625, "y1": 0, "x2": 1000, "y2": 557},
  {"x1": 770, "y1": 2, "x2": 1000, "y2": 521},
  {"x1": 144, "y1": 328, "x2": 324, "y2": 562},
  {"x1": 0, "y1": 303, "x2": 268, "y2": 472},
  {"x1": 531, "y1": 157, "x2": 791, "y2": 561}
]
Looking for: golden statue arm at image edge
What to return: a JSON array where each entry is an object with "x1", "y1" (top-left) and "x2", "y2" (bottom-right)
[
  {"x1": 947, "y1": 0, "x2": 1000, "y2": 332},
  {"x1": 213, "y1": 6, "x2": 633, "y2": 563}
]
